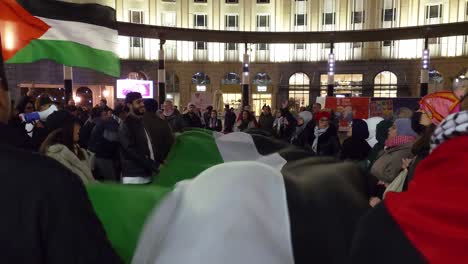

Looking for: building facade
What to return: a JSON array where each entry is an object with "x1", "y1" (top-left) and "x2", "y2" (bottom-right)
[{"x1": 8, "y1": 0, "x2": 468, "y2": 113}]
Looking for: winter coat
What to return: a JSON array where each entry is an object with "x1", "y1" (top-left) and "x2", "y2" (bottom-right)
[
  {"x1": 119, "y1": 114, "x2": 159, "y2": 179},
  {"x1": 182, "y1": 113, "x2": 203, "y2": 128},
  {"x1": 0, "y1": 144, "x2": 122, "y2": 264},
  {"x1": 371, "y1": 142, "x2": 414, "y2": 184},
  {"x1": 304, "y1": 124, "x2": 341, "y2": 158},
  {"x1": 79, "y1": 119, "x2": 95, "y2": 149},
  {"x1": 88, "y1": 118, "x2": 120, "y2": 159},
  {"x1": 206, "y1": 118, "x2": 223, "y2": 132},
  {"x1": 234, "y1": 120, "x2": 256, "y2": 132},
  {"x1": 341, "y1": 138, "x2": 372, "y2": 161},
  {"x1": 143, "y1": 112, "x2": 174, "y2": 162},
  {"x1": 0, "y1": 121, "x2": 34, "y2": 151},
  {"x1": 163, "y1": 112, "x2": 185, "y2": 133},
  {"x1": 259, "y1": 113, "x2": 275, "y2": 134},
  {"x1": 224, "y1": 110, "x2": 237, "y2": 133},
  {"x1": 45, "y1": 144, "x2": 95, "y2": 184}
]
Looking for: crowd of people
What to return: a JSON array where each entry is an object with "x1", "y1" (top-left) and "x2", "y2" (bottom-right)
[{"x1": 1, "y1": 71, "x2": 468, "y2": 262}]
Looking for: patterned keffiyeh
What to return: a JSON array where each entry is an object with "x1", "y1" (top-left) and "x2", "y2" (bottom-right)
[{"x1": 431, "y1": 110, "x2": 468, "y2": 151}]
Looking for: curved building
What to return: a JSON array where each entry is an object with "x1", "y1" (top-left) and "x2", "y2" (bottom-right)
[{"x1": 7, "y1": 0, "x2": 468, "y2": 113}]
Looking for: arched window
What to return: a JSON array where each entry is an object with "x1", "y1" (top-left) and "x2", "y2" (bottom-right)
[
  {"x1": 252, "y1": 72, "x2": 272, "y2": 86},
  {"x1": 289, "y1": 72, "x2": 310, "y2": 111},
  {"x1": 76, "y1": 86, "x2": 93, "y2": 107},
  {"x1": 222, "y1": 72, "x2": 241, "y2": 85},
  {"x1": 429, "y1": 70, "x2": 444, "y2": 93},
  {"x1": 166, "y1": 73, "x2": 180, "y2": 107},
  {"x1": 374, "y1": 71, "x2": 398, "y2": 98},
  {"x1": 191, "y1": 72, "x2": 211, "y2": 85}
]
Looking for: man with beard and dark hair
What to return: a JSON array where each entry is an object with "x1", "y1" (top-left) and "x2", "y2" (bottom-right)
[{"x1": 119, "y1": 92, "x2": 159, "y2": 184}]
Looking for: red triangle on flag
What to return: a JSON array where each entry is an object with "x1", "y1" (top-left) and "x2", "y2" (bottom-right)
[{"x1": 0, "y1": 0, "x2": 50, "y2": 61}]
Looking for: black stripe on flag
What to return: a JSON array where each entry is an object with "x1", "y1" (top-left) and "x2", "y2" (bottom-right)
[{"x1": 17, "y1": 0, "x2": 117, "y2": 30}]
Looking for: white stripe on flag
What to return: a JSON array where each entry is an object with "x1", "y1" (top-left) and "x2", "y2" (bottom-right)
[
  {"x1": 132, "y1": 161, "x2": 294, "y2": 264},
  {"x1": 37, "y1": 17, "x2": 118, "y2": 53},
  {"x1": 215, "y1": 132, "x2": 287, "y2": 171}
]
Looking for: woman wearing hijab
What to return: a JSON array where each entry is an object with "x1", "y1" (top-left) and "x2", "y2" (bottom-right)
[
  {"x1": 40, "y1": 110, "x2": 95, "y2": 184},
  {"x1": 305, "y1": 111, "x2": 341, "y2": 158},
  {"x1": 351, "y1": 110, "x2": 468, "y2": 264},
  {"x1": 371, "y1": 118, "x2": 417, "y2": 185},
  {"x1": 291, "y1": 111, "x2": 313, "y2": 147},
  {"x1": 341, "y1": 119, "x2": 371, "y2": 162}
]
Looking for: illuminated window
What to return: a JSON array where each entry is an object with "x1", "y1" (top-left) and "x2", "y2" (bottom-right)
[
  {"x1": 253, "y1": 72, "x2": 272, "y2": 86},
  {"x1": 192, "y1": 72, "x2": 211, "y2": 84},
  {"x1": 382, "y1": 8, "x2": 396, "y2": 21},
  {"x1": 294, "y1": 14, "x2": 307, "y2": 26},
  {"x1": 222, "y1": 72, "x2": 241, "y2": 85},
  {"x1": 129, "y1": 11, "x2": 143, "y2": 48},
  {"x1": 194, "y1": 14, "x2": 207, "y2": 27},
  {"x1": 225, "y1": 14, "x2": 239, "y2": 28},
  {"x1": 320, "y1": 74, "x2": 363, "y2": 97},
  {"x1": 322, "y1": 12, "x2": 335, "y2": 25},
  {"x1": 289, "y1": 73, "x2": 310, "y2": 111},
  {"x1": 426, "y1": 4, "x2": 442, "y2": 19},
  {"x1": 256, "y1": 15, "x2": 270, "y2": 28},
  {"x1": 374, "y1": 71, "x2": 398, "y2": 98},
  {"x1": 352, "y1": 11, "x2": 365, "y2": 24}
]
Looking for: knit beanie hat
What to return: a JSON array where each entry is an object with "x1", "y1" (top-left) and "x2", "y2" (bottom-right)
[
  {"x1": 419, "y1": 91, "x2": 460, "y2": 125},
  {"x1": 315, "y1": 111, "x2": 331, "y2": 122},
  {"x1": 298, "y1": 111, "x2": 313, "y2": 126},
  {"x1": 395, "y1": 118, "x2": 418, "y2": 137},
  {"x1": 125, "y1": 92, "x2": 142, "y2": 105}
]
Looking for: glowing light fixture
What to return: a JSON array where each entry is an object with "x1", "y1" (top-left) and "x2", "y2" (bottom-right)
[
  {"x1": 74, "y1": 96, "x2": 82, "y2": 103},
  {"x1": 102, "y1": 90, "x2": 110, "y2": 97}
]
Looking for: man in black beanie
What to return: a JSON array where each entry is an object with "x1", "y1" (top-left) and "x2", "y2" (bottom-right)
[{"x1": 119, "y1": 92, "x2": 159, "y2": 184}]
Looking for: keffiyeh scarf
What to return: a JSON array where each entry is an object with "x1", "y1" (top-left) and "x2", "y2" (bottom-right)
[{"x1": 431, "y1": 110, "x2": 468, "y2": 151}]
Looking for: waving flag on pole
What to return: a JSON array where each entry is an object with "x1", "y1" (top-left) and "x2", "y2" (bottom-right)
[{"x1": 0, "y1": 0, "x2": 120, "y2": 77}]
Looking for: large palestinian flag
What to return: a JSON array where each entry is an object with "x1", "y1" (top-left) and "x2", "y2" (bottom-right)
[
  {"x1": 0, "y1": 0, "x2": 120, "y2": 77},
  {"x1": 87, "y1": 130, "x2": 370, "y2": 263}
]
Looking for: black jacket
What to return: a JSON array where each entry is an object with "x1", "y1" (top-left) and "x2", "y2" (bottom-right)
[
  {"x1": 182, "y1": 112, "x2": 203, "y2": 128},
  {"x1": 143, "y1": 112, "x2": 174, "y2": 162},
  {"x1": 224, "y1": 110, "x2": 237, "y2": 133},
  {"x1": 88, "y1": 118, "x2": 120, "y2": 159},
  {"x1": 119, "y1": 114, "x2": 159, "y2": 178},
  {"x1": 1, "y1": 120, "x2": 34, "y2": 151},
  {"x1": 341, "y1": 138, "x2": 372, "y2": 161},
  {"x1": 304, "y1": 124, "x2": 341, "y2": 158},
  {"x1": 259, "y1": 113, "x2": 275, "y2": 134},
  {"x1": 0, "y1": 144, "x2": 122, "y2": 264},
  {"x1": 205, "y1": 118, "x2": 223, "y2": 132},
  {"x1": 79, "y1": 119, "x2": 96, "y2": 149}
]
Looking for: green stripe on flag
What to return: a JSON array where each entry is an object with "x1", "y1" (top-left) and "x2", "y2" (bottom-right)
[
  {"x1": 87, "y1": 183, "x2": 171, "y2": 263},
  {"x1": 86, "y1": 131, "x2": 224, "y2": 263},
  {"x1": 154, "y1": 130, "x2": 224, "y2": 187},
  {"x1": 7, "y1": 39, "x2": 120, "y2": 77}
]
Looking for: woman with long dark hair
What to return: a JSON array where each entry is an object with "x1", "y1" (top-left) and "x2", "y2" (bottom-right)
[
  {"x1": 206, "y1": 110, "x2": 223, "y2": 132},
  {"x1": 40, "y1": 110, "x2": 95, "y2": 184},
  {"x1": 235, "y1": 110, "x2": 256, "y2": 132}
]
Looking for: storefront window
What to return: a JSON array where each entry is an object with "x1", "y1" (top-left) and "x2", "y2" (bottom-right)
[
  {"x1": 289, "y1": 73, "x2": 310, "y2": 112},
  {"x1": 252, "y1": 93, "x2": 272, "y2": 116},
  {"x1": 374, "y1": 71, "x2": 398, "y2": 98},
  {"x1": 223, "y1": 93, "x2": 242, "y2": 111},
  {"x1": 320, "y1": 74, "x2": 363, "y2": 97}
]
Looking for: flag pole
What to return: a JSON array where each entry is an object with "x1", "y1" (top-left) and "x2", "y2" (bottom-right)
[
  {"x1": 63, "y1": 66, "x2": 73, "y2": 104},
  {"x1": 0, "y1": 33, "x2": 11, "y2": 123}
]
